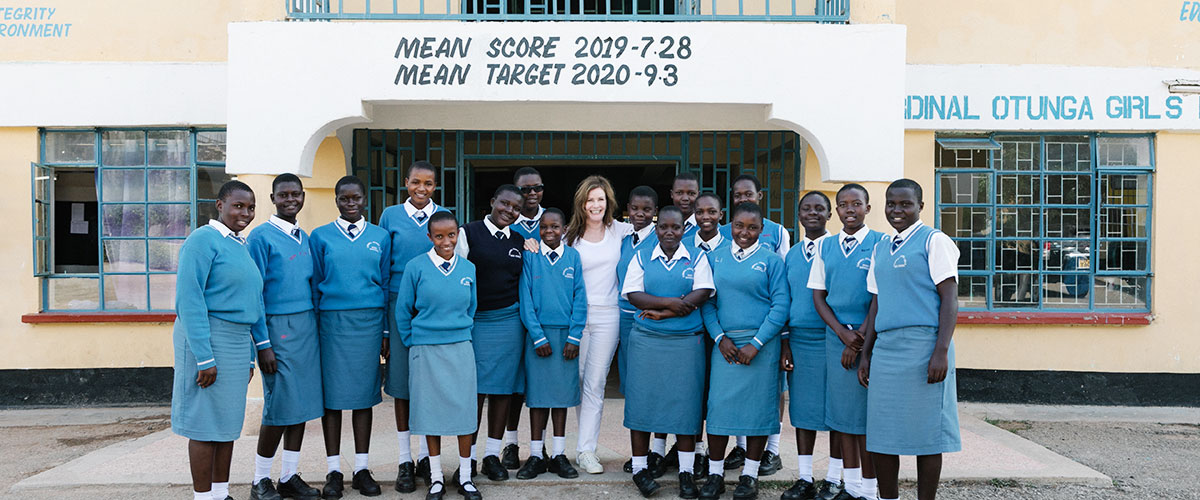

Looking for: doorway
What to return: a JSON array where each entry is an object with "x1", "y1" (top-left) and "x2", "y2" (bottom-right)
[{"x1": 467, "y1": 160, "x2": 677, "y2": 221}]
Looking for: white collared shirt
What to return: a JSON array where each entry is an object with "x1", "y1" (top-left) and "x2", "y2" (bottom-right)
[
  {"x1": 455, "y1": 215, "x2": 513, "y2": 258},
  {"x1": 694, "y1": 231, "x2": 723, "y2": 252},
  {"x1": 683, "y1": 214, "x2": 698, "y2": 231},
  {"x1": 427, "y1": 247, "x2": 458, "y2": 275},
  {"x1": 516, "y1": 205, "x2": 545, "y2": 229},
  {"x1": 404, "y1": 198, "x2": 437, "y2": 223},
  {"x1": 731, "y1": 241, "x2": 762, "y2": 262},
  {"x1": 206, "y1": 219, "x2": 244, "y2": 243},
  {"x1": 798, "y1": 232, "x2": 828, "y2": 262},
  {"x1": 268, "y1": 214, "x2": 302, "y2": 243},
  {"x1": 620, "y1": 243, "x2": 715, "y2": 298},
  {"x1": 807, "y1": 225, "x2": 870, "y2": 291},
  {"x1": 540, "y1": 240, "x2": 564, "y2": 263},
  {"x1": 335, "y1": 216, "x2": 366, "y2": 241},
  {"x1": 631, "y1": 223, "x2": 655, "y2": 247},
  {"x1": 866, "y1": 220, "x2": 960, "y2": 293}
]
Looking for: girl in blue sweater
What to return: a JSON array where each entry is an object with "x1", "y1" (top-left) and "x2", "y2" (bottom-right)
[
  {"x1": 246, "y1": 174, "x2": 323, "y2": 500},
  {"x1": 379, "y1": 161, "x2": 450, "y2": 492},
  {"x1": 395, "y1": 210, "x2": 481, "y2": 500},
  {"x1": 699, "y1": 202, "x2": 789, "y2": 500},
  {"x1": 514, "y1": 209, "x2": 585, "y2": 481},
  {"x1": 171, "y1": 180, "x2": 269, "y2": 500},
  {"x1": 309, "y1": 176, "x2": 391, "y2": 498}
]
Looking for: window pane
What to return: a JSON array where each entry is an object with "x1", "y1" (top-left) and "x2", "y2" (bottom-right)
[
  {"x1": 1042, "y1": 240, "x2": 1090, "y2": 271},
  {"x1": 940, "y1": 207, "x2": 990, "y2": 238},
  {"x1": 957, "y1": 275, "x2": 987, "y2": 309},
  {"x1": 102, "y1": 169, "x2": 146, "y2": 202},
  {"x1": 149, "y1": 205, "x2": 191, "y2": 237},
  {"x1": 48, "y1": 277, "x2": 101, "y2": 310},
  {"x1": 1045, "y1": 208, "x2": 1090, "y2": 238},
  {"x1": 1094, "y1": 276, "x2": 1149, "y2": 309},
  {"x1": 955, "y1": 240, "x2": 988, "y2": 271},
  {"x1": 1045, "y1": 174, "x2": 1092, "y2": 205},
  {"x1": 938, "y1": 173, "x2": 989, "y2": 204},
  {"x1": 996, "y1": 240, "x2": 1039, "y2": 271},
  {"x1": 44, "y1": 131, "x2": 96, "y2": 163},
  {"x1": 1098, "y1": 207, "x2": 1148, "y2": 238},
  {"x1": 102, "y1": 205, "x2": 146, "y2": 237},
  {"x1": 936, "y1": 145, "x2": 989, "y2": 169},
  {"x1": 993, "y1": 137, "x2": 1039, "y2": 171},
  {"x1": 997, "y1": 174, "x2": 1040, "y2": 205},
  {"x1": 1042, "y1": 274, "x2": 1090, "y2": 309},
  {"x1": 197, "y1": 167, "x2": 232, "y2": 200},
  {"x1": 149, "y1": 239, "x2": 185, "y2": 272},
  {"x1": 197, "y1": 201, "x2": 219, "y2": 228},
  {"x1": 1044, "y1": 136, "x2": 1091, "y2": 172},
  {"x1": 196, "y1": 131, "x2": 227, "y2": 162},
  {"x1": 102, "y1": 131, "x2": 146, "y2": 166},
  {"x1": 1099, "y1": 173, "x2": 1150, "y2": 205},
  {"x1": 994, "y1": 273, "x2": 1039, "y2": 308},
  {"x1": 103, "y1": 274, "x2": 148, "y2": 310},
  {"x1": 996, "y1": 208, "x2": 1039, "y2": 238},
  {"x1": 149, "y1": 274, "x2": 177, "y2": 310},
  {"x1": 103, "y1": 240, "x2": 147, "y2": 272},
  {"x1": 148, "y1": 169, "x2": 190, "y2": 201},
  {"x1": 148, "y1": 131, "x2": 190, "y2": 166},
  {"x1": 1097, "y1": 137, "x2": 1152, "y2": 168},
  {"x1": 1096, "y1": 240, "x2": 1148, "y2": 272}
]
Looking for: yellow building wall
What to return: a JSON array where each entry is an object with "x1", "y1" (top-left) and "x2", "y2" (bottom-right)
[{"x1": 237, "y1": 136, "x2": 347, "y2": 232}]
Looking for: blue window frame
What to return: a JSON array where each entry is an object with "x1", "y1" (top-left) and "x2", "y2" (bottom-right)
[
  {"x1": 33, "y1": 128, "x2": 231, "y2": 312},
  {"x1": 935, "y1": 133, "x2": 1153, "y2": 312}
]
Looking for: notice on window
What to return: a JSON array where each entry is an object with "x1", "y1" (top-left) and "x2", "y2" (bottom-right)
[{"x1": 69, "y1": 202, "x2": 87, "y2": 234}]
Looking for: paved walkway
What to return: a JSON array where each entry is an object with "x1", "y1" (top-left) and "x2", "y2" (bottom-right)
[{"x1": 12, "y1": 399, "x2": 1111, "y2": 493}]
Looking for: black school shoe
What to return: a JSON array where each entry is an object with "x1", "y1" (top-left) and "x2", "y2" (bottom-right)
[
  {"x1": 633, "y1": 469, "x2": 661, "y2": 498},
  {"x1": 277, "y1": 474, "x2": 320, "y2": 500},
  {"x1": 649, "y1": 452, "x2": 668, "y2": 478},
  {"x1": 758, "y1": 451, "x2": 783, "y2": 477},
  {"x1": 548, "y1": 454, "x2": 580, "y2": 478},
  {"x1": 731, "y1": 475, "x2": 758, "y2": 500},
  {"x1": 417, "y1": 457, "x2": 432, "y2": 485},
  {"x1": 816, "y1": 480, "x2": 843, "y2": 500},
  {"x1": 450, "y1": 461, "x2": 479, "y2": 485},
  {"x1": 351, "y1": 469, "x2": 382, "y2": 496},
  {"x1": 664, "y1": 443, "x2": 680, "y2": 469},
  {"x1": 395, "y1": 461, "x2": 418, "y2": 493},
  {"x1": 515, "y1": 455, "x2": 547, "y2": 480},
  {"x1": 501, "y1": 443, "x2": 521, "y2": 470},
  {"x1": 697, "y1": 474, "x2": 725, "y2": 500},
  {"x1": 678, "y1": 471, "x2": 699, "y2": 499},
  {"x1": 780, "y1": 478, "x2": 818, "y2": 500},
  {"x1": 457, "y1": 481, "x2": 483, "y2": 500},
  {"x1": 322, "y1": 471, "x2": 344, "y2": 499},
  {"x1": 830, "y1": 491, "x2": 859, "y2": 500},
  {"x1": 480, "y1": 455, "x2": 509, "y2": 481},
  {"x1": 694, "y1": 453, "x2": 709, "y2": 480},
  {"x1": 723, "y1": 447, "x2": 746, "y2": 470},
  {"x1": 624, "y1": 458, "x2": 634, "y2": 473},
  {"x1": 250, "y1": 478, "x2": 283, "y2": 500},
  {"x1": 425, "y1": 481, "x2": 446, "y2": 500}
]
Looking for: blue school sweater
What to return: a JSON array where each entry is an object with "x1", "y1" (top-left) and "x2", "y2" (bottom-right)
[
  {"x1": 175, "y1": 226, "x2": 268, "y2": 370},
  {"x1": 394, "y1": 253, "x2": 477, "y2": 347},
  {"x1": 630, "y1": 242, "x2": 708, "y2": 335},
  {"x1": 785, "y1": 237, "x2": 827, "y2": 331},
  {"x1": 519, "y1": 246, "x2": 588, "y2": 347},
  {"x1": 816, "y1": 230, "x2": 885, "y2": 325},
  {"x1": 511, "y1": 215, "x2": 542, "y2": 241},
  {"x1": 702, "y1": 243, "x2": 789, "y2": 348},
  {"x1": 873, "y1": 224, "x2": 943, "y2": 333},
  {"x1": 379, "y1": 202, "x2": 449, "y2": 292},
  {"x1": 617, "y1": 228, "x2": 657, "y2": 313},
  {"x1": 246, "y1": 222, "x2": 315, "y2": 315},
  {"x1": 719, "y1": 219, "x2": 791, "y2": 256},
  {"x1": 309, "y1": 220, "x2": 390, "y2": 312}
]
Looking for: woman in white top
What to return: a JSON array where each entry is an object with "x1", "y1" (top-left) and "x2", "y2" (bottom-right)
[{"x1": 565, "y1": 175, "x2": 633, "y2": 474}]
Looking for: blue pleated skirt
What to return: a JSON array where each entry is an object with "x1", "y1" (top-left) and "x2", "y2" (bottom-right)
[
  {"x1": 261, "y1": 310, "x2": 324, "y2": 426},
  {"x1": 384, "y1": 293, "x2": 411, "y2": 400},
  {"x1": 472, "y1": 304, "x2": 525, "y2": 395},
  {"x1": 523, "y1": 327, "x2": 581, "y2": 408},
  {"x1": 624, "y1": 325, "x2": 705, "y2": 435},
  {"x1": 617, "y1": 310, "x2": 635, "y2": 395},
  {"x1": 410, "y1": 340, "x2": 478, "y2": 436},
  {"x1": 706, "y1": 330, "x2": 782, "y2": 436},
  {"x1": 825, "y1": 325, "x2": 867, "y2": 435},
  {"x1": 866, "y1": 326, "x2": 961, "y2": 456},
  {"x1": 171, "y1": 316, "x2": 252, "y2": 442},
  {"x1": 318, "y1": 308, "x2": 384, "y2": 410},
  {"x1": 787, "y1": 327, "x2": 828, "y2": 431}
]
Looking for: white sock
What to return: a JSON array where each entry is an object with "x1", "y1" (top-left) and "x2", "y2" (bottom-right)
[
  {"x1": 354, "y1": 453, "x2": 369, "y2": 473},
  {"x1": 742, "y1": 458, "x2": 760, "y2": 478},
  {"x1": 696, "y1": 440, "x2": 707, "y2": 456},
  {"x1": 418, "y1": 438, "x2": 430, "y2": 460},
  {"x1": 193, "y1": 491, "x2": 212, "y2": 500},
  {"x1": 280, "y1": 450, "x2": 300, "y2": 483},
  {"x1": 211, "y1": 482, "x2": 228, "y2": 500},
  {"x1": 504, "y1": 429, "x2": 519, "y2": 445},
  {"x1": 736, "y1": 436, "x2": 747, "y2": 449},
  {"x1": 327, "y1": 455, "x2": 341, "y2": 473},
  {"x1": 254, "y1": 454, "x2": 273, "y2": 485},
  {"x1": 530, "y1": 439, "x2": 545, "y2": 458},
  {"x1": 459, "y1": 456, "x2": 474, "y2": 486},
  {"x1": 863, "y1": 477, "x2": 879, "y2": 500},
  {"x1": 844, "y1": 467, "x2": 863, "y2": 496},
  {"x1": 485, "y1": 437, "x2": 503, "y2": 458},
  {"x1": 552, "y1": 436, "x2": 566, "y2": 457},
  {"x1": 708, "y1": 459, "x2": 725, "y2": 476},
  {"x1": 632, "y1": 455, "x2": 648, "y2": 474},
  {"x1": 397, "y1": 431, "x2": 413, "y2": 463},
  {"x1": 797, "y1": 454, "x2": 814, "y2": 482},
  {"x1": 679, "y1": 451, "x2": 695, "y2": 473},
  {"x1": 650, "y1": 437, "x2": 666, "y2": 456},
  {"x1": 826, "y1": 458, "x2": 843, "y2": 483},
  {"x1": 470, "y1": 444, "x2": 478, "y2": 460},
  {"x1": 429, "y1": 455, "x2": 444, "y2": 484},
  {"x1": 767, "y1": 430, "x2": 781, "y2": 454}
]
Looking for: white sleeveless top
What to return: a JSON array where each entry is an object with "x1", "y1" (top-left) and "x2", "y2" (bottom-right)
[{"x1": 571, "y1": 220, "x2": 633, "y2": 307}]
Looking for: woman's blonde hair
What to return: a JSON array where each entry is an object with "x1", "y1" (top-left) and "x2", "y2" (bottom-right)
[{"x1": 566, "y1": 175, "x2": 619, "y2": 245}]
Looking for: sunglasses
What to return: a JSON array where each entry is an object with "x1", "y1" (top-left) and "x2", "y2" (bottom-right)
[{"x1": 519, "y1": 184, "x2": 545, "y2": 194}]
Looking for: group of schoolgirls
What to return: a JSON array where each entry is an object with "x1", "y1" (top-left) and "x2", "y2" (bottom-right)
[{"x1": 614, "y1": 175, "x2": 961, "y2": 500}]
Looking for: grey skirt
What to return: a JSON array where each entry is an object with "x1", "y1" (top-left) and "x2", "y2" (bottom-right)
[{"x1": 410, "y1": 340, "x2": 479, "y2": 436}]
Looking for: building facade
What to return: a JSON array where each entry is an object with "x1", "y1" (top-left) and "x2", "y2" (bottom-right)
[{"x1": 1, "y1": 0, "x2": 1197, "y2": 405}]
